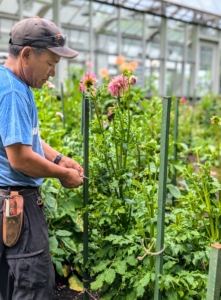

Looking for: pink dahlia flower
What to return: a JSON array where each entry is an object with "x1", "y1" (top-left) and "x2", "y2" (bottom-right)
[
  {"x1": 79, "y1": 73, "x2": 97, "y2": 92},
  {"x1": 86, "y1": 61, "x2": 93, "y2": 68},
  {"x1": 107, "y1": 75, "x2": 129, "y2": 98},
  {"x1": 180, "y1": 97, "x2": 186, "y2": 104}
]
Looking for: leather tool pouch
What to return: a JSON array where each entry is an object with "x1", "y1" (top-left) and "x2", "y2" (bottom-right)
[{"x1": 2, "y1": 191, "x2": 24, "y2": 247}]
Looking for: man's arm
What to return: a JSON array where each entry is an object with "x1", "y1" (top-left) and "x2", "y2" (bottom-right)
[
  {"x1": 5, "y1": 143, "x2": 83, "y2": 188},
  {"x1": 41, "y1": 140, "x2": 84, "y2": 173}
]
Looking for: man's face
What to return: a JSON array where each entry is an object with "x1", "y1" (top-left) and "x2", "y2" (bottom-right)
[{"x1": 23, "y1": 48, "x2": 60, "y2": 88}]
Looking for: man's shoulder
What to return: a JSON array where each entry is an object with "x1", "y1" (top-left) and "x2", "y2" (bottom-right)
[{"x1": 0, "y1": 65, "x2": 30, "y2": 97}]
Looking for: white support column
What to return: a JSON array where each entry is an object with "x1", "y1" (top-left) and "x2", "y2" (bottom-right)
[
  {"x1": 159, "y1": 17, "x2": 167, "y2": 97},
  {"x1": 89, "y1": 0, "x2": 94, "y2": 73},
  {"x1": 19, "y1": 0, "x2": 23, "y2": 20},
  {"x1": 190, "y1": 25, "x2": 200, "y2": 97},
  {"x1": 117, "y1": 7, "x2": 121, "y2": 55},
  {"x1": 181, "y1": 24, "x2": 188, "y2": 96},
  {"x1": 53, "y1": 0, "x2": 61, "y2": 88},
  {"x1": 214, "y1": 33, "x2": 221, "y2": 94},
  {"x1": 141, "y1": 13, "x2": 146, "y2": 88}
]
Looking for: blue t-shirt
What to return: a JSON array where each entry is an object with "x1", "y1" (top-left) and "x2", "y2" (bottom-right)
[{"x1": 0, "y1": 65, "x2": 44, "y2": 186}]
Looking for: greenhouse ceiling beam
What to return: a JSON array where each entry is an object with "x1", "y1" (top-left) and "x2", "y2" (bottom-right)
[{"x1": 94, "y1": 0, "x2": 221, "y2": 29}]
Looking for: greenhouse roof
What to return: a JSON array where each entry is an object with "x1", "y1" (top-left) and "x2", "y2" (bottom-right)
[
  {"x1": 96, "y1": 0, "x2": 221, "y2": 28},
  {"x1": 0, "y1": 0, "x2": 220, "y2": 32}
]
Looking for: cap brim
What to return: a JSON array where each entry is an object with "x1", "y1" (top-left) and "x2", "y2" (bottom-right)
[{"x1": 47, "y1": 45, "x2": 78, "y2": 59}]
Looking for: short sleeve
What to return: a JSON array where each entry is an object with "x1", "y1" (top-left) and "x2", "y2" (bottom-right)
[{"x1": 0, "y1": 91, "x2": 32, "y2": 147}]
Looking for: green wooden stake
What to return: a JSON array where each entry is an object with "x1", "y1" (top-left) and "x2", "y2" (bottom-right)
[
  {"x1": 206, "y1": 244, "x2": 221, "y2": 300},
  {"x1": 172, "y1": 98, "x2": 179, "y2": 206},
  {"x1": 154, "y1": 97, "x2": 171, "y2": 300},
  {"x1": 83, "y1": 94, "x2": 89, "y2": 300},
  {"x1": 60, "y1": 82, "x2": 65, "y2": 128}
]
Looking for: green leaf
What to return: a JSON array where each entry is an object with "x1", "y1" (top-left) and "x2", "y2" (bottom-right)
[
  {"x1": 163, "y1": 261, "x2": 177, "y2": 270},
  {"x1": 113, "y1": 260, "x2": 127, "y2": 275},
  {"x1": 60, "y1": 237, "x2": 77, "y2": 252},
  {"x1": 126, "y1": 256, "x2": 138, "y2": 266},
  {"x1": 167, "y1": 184, "x2": 181, "y2": 198},
  {"x1": 45, "y1": 194, "x2": 57, "y2": 210},
  {"x1": 56, "y1": 230, "x2": 72, "y2": 237},
  {"x1": 139, "y1": 273, "x2": 150, "y2": 286},
  {"x1": 49, "y1": 236, "x2": 58, "y2": 252},
  {"x1": 104, "y1": 268, "x2": 116, "y2": 285},
  {"x1": 92, "y1": 260, "x2": 111, "y2": 273},
  {"x1": 91, "y1": 273, "x2": 105, "y2": 291},
  {"x1": 55, "y1": 260, "x2": 63, "y2": 276}
]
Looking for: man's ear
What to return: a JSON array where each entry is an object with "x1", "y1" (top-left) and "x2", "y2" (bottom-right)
[{"x1": 21, "y1": 46, "x2": 32, "y2": 62}]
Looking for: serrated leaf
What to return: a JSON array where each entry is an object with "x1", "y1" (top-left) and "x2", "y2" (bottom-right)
[
  {"x1": 136, "y1": 286, "x2": 145, "y2": 297},
  {"x1": 139, "y1": 273, "x2": 150, "y2": 286},
  {"x1": 113, "y1": 260, "x2": 127, "y2": 275},
  {"x1": 92, "y1": 260, "x2": 111, "y2": 273},
  {"x1": 91, "y1": 273, "x2": 105, "y2": 291},
  {"x1": 68, "y1": 275, "x2": 83, "y2": 292},
  {"x1": 104, "y1": 268, "x2": 116, "y2": 284},
  {"x1": 126, "y1": 256, "x2": 138, "y2": 266}
]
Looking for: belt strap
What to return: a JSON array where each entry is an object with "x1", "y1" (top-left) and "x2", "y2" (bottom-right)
[{"x1": 0, "y1": 187, "x2": 40, "y2": 197}]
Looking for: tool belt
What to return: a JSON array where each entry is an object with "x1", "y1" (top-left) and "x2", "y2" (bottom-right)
[{"x1": 2, "y1": 191, "x2": 24, "y2": 247}]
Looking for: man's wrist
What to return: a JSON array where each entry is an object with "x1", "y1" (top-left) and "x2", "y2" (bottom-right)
[{"x1": 53, "y1": 153, "x2": 64, "y2": 164}]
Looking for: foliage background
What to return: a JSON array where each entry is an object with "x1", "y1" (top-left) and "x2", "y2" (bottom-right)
[{"x1": 34, "y1": 69, "x2": 221, "y2": 299}]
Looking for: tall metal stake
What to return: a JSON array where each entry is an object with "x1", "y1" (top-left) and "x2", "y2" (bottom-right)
[
  {"x1": 206, "y1": 244, "x2": 221, "y2": 300},
  {"x1": 154, "y1": 97, "x2": 171, "y2": 300},
  {"x1": 83, "y1": 94, "x2": 89, "y2": 300}
]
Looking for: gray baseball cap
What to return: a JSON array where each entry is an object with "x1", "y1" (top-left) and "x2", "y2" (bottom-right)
[{"x1": 9, "y1": 16, "x2": 78, "y2": 59}]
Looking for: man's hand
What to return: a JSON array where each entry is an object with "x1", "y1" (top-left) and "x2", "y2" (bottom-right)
[
  {"x1": 59, "y1": 168, "x2": 84, "y2": 188},
  {"x1": 58, "y1": 156, "x2": 84, "y2": 174}
]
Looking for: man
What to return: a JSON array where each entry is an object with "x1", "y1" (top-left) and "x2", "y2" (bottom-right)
[{"x1": 0, "y1": 17, "x2": 84, "y2": 300}]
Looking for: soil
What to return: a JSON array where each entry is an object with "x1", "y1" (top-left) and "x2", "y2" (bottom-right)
[{"x1": 53, "y1": 274, "x2": 100, "y2": 300}]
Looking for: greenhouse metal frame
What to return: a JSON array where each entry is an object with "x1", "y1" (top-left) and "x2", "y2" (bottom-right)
[{"x1": 0, "y1": 0, "x2": 221, "y2": 97}]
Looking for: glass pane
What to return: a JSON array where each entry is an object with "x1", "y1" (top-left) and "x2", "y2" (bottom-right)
[
  {"x1": 200, "y1": 26, "x2": 218, "y2": 37},
  {"x1": 168, "y1": 44, "x2": 183, "y2": 61},
  {"x1": 97, "y1": 34, "x2": 117, "y2": 54},
  {"x1": 122, "y1": 38, "x2": 142, "y2": 58},
  {"x1": 0, "y1": 0, "x2": 18, "y2": 14},
  {"x1": 144, "y1": 60, "x2": 160, "y2": 96},
  {"x1": 198, "y1": 45, "x2": 213, "y2": 96}
]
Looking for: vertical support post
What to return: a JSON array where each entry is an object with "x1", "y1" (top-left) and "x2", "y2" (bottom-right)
[
  {"x1": 172, "y1": 98, "x2": 179, "y2": 188},
  {"x1": 53, "y1": 0, "x2": 61, "y2": 88},
  {"x1": 154, "y1": 97, "x2": 171, "y2": 300},
  {"x1": 190, "y1": 25, "x2": 200, "y2": 97},
  {"x1": 19, "y1": 0, "x2": 23, "y2": 20},
  {"x1": 141, "y1": 13, "x2": 146, "y2": 88},
  {"x1": 83, "y1": 94, "x2": 89, "y2": 300},
  {"x1": 159, "y1": 18, "x2": 167, "y2": 97},
  {"x1": 60, "y1": 82, "x2": 65, "y2": 128},
  {"x1": 117, "y1": 7, "x2": 122, "y2": 55},
  {"x1": 89, "y1": 1, "x2": 94, "y2": 120},
  {"x1": 206, "y1": 244, "x2": 221, "y2": 300},
  {"x1": 181, "y1": 24, "x2": 188, "y2": 96}
]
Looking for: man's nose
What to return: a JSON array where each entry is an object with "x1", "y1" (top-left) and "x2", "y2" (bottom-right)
[{"x1": 49, "y1": 66, "x2": 55, "y2": 77}]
